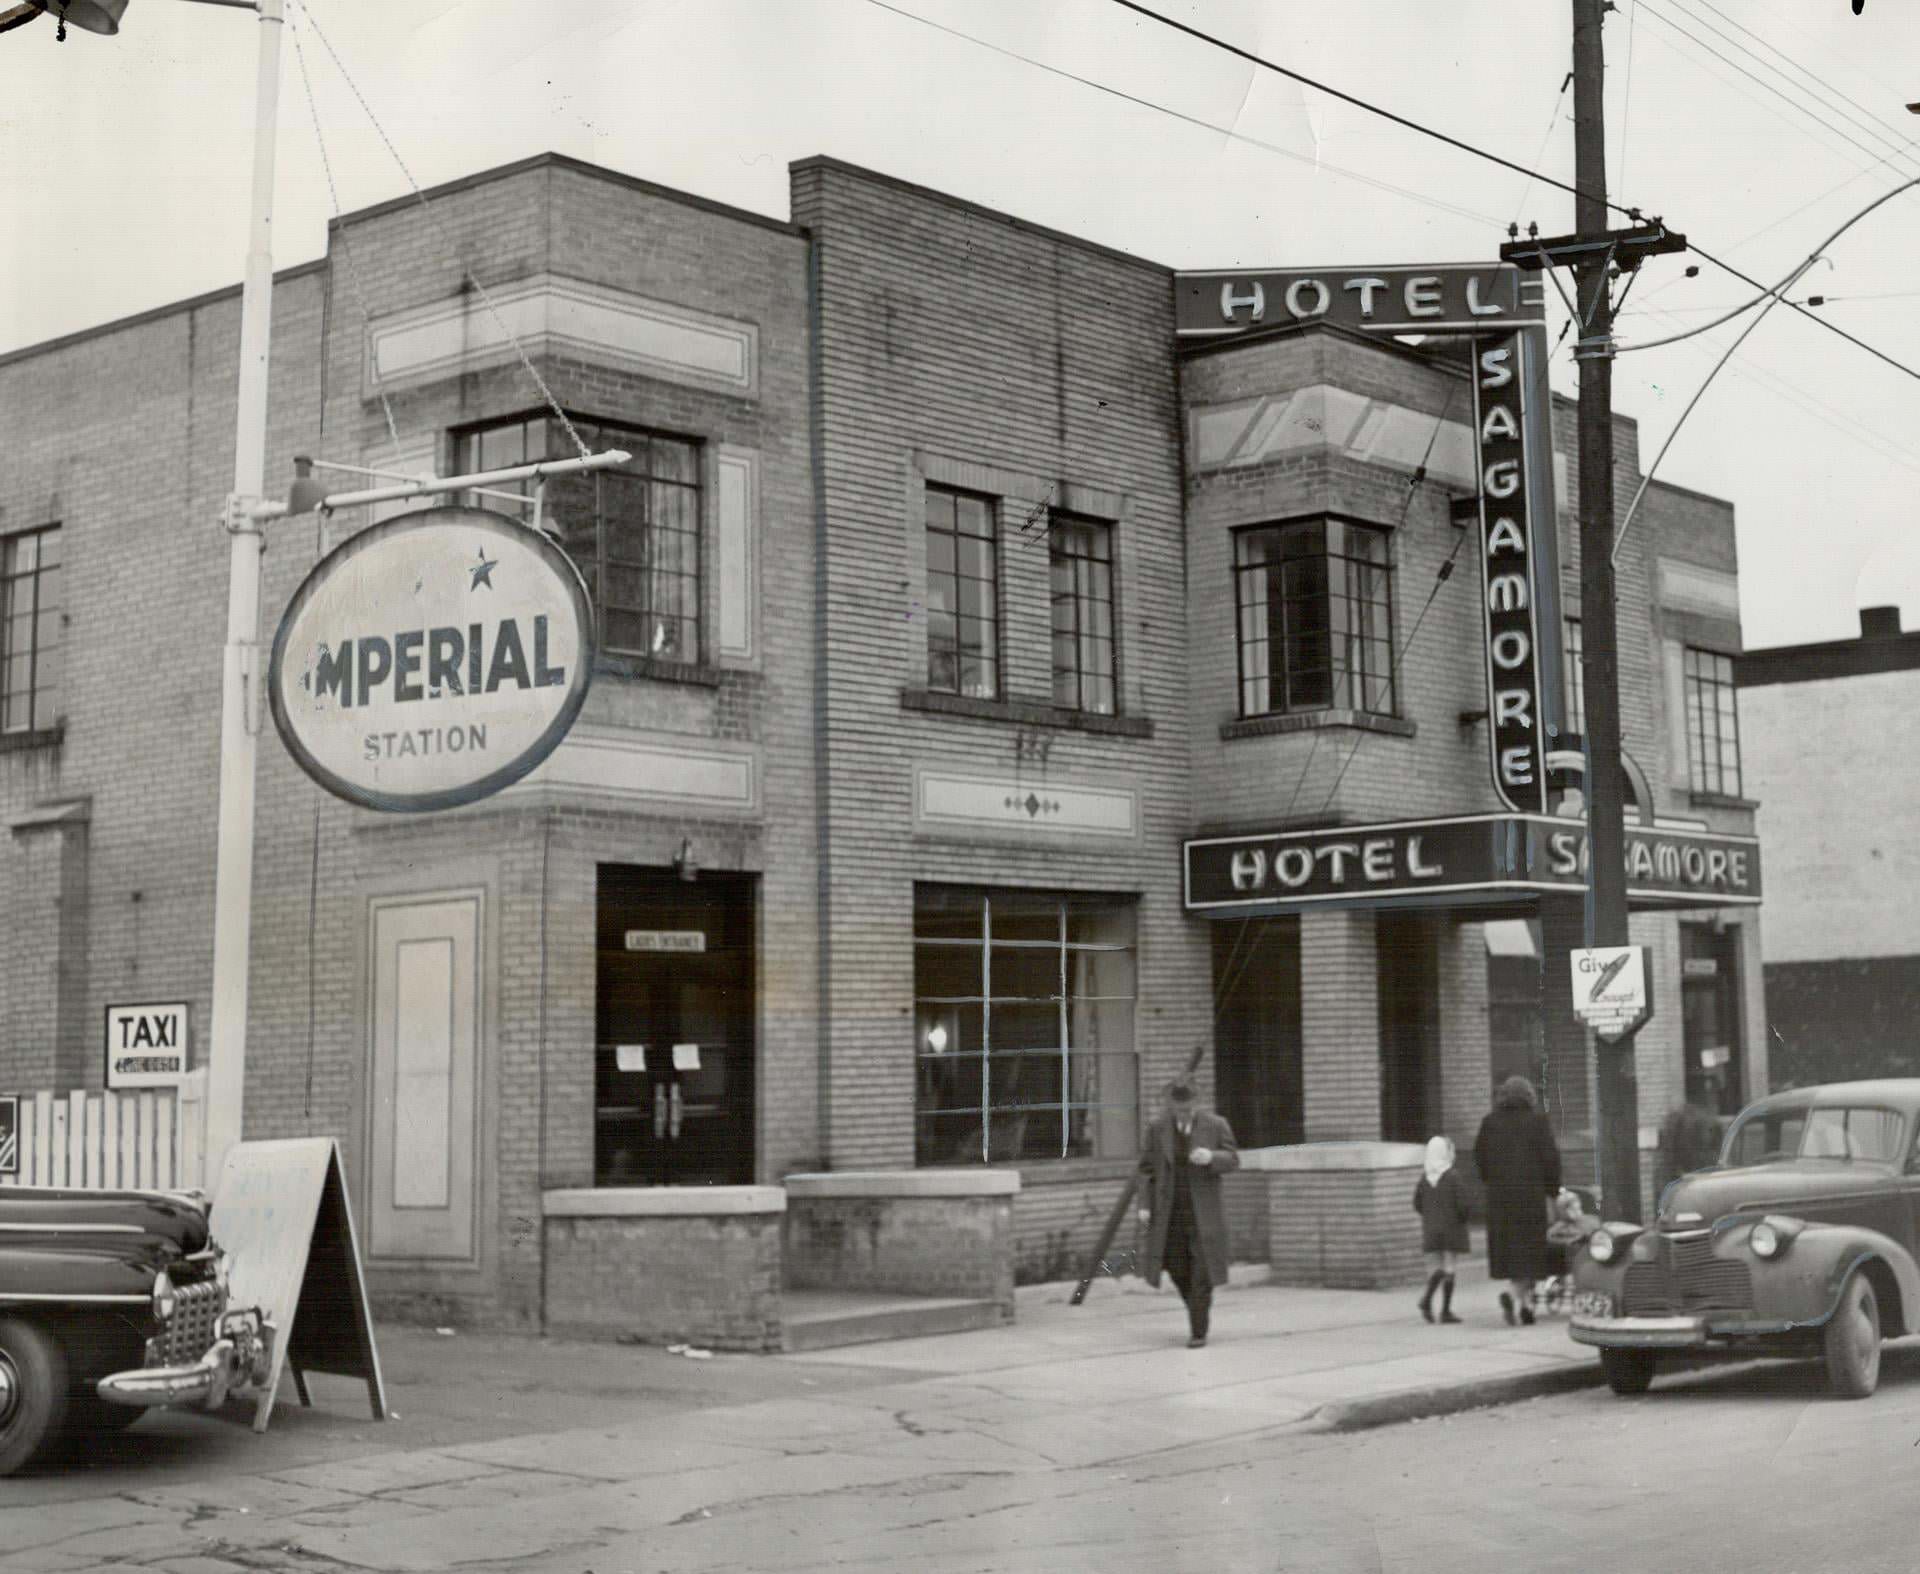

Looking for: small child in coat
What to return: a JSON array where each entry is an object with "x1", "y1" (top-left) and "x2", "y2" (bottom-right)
[{"x1": 1414, "y1": 1135, "x2": 1470, "y2": 1324}]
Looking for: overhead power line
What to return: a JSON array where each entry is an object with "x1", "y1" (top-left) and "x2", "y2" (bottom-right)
[
  {"x1": 861, "y1": 0, "x2": 1502, "y2": 227},
  {"x1": 1103, "y1": 0, "x2": 1920, "y2": 387},
  {"x1": 1675, "y1": 0, "x2": 1920, "y2": 174},
  {"x1": 1638, "y1": 0, "x2": 1916, "y2": 178},
  {"x1": 1106, "y1": 0, "x2": 1629, "y2": 218}
]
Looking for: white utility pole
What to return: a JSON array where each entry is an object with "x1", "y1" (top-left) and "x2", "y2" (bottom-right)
[{"x1": 204, "y1": 0, "x2": 285, "y2": 1183}]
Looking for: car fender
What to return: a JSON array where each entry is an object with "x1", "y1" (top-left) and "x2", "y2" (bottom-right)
[
  {"x1": 1747, "y1": 1220, "x2": 1920, "y2": 1335},
  {"x1": 0, "y1": 1243, "x2": 160, "y2": 1306}
]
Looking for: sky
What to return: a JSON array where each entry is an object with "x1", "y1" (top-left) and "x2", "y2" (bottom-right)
[{"x1": 5, "y1": 0, "x2": 1919, "y2": 649}]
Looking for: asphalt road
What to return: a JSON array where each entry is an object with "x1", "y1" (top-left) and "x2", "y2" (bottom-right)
[{"x1": 8, "y1": 1326, "x2": 1920, "y2": 1573}]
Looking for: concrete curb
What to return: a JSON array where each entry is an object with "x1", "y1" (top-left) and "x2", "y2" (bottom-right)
[{"x1": 1316, "y1": 1359, "x2": 1607, "y2": 1433}]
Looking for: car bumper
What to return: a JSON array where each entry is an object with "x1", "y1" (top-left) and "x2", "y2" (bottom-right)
[
  {"x1": 96, "y1": 1310, "x2": 273, "y2": 1411},
  {"x1": 1571, "y1": 1314, "x2": 1711, "y2": 1349},
  {"x1": 97, "y1": 1338, "x2": 242, "y2": 1410}
]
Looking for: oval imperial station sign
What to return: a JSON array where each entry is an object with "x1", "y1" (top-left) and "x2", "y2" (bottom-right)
[{"x1": 268, "y1": 506, "x2": 595, "y2": 812}]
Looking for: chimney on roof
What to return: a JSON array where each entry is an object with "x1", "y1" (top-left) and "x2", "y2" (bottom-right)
[{"x1": 1860, "y1": 605, "x2": 1902, "y2": 639}]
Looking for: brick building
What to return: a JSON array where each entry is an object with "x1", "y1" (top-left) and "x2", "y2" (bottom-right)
[
  {"x1": 0, "y1": 152, "x2": 1766, "y2": 1335},
  {"x1": 1739, "y1": 606, "x2": 1920, "y2": 1089}
]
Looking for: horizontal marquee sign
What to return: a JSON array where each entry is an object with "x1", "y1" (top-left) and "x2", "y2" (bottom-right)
[
  {"x1": 1175, "y1": 263, "x2": 1546, "y2": 339},
  {"x1": 269, "y1": 506, "x2": 595, "y2": 813},
  {"x1": 1184, "y1": 813, "x2": 1762, "y2": 915}
]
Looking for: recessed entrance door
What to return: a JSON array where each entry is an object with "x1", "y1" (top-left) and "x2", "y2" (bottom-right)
[
  {"x1": 1682, "y1": 922, "x2": 1744, "y2": 1117},
  {"x1": 595, "y1": 866, "x2": 755, "y2": 1187}
]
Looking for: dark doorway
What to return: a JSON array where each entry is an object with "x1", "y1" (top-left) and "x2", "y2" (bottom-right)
[
  {"x1": 595, "y1": 866, "x2": 756, "y2": 1186},
  {"x1": 1212, "y1": 918, "x2": 1302, "y2": 1148},
  {"x1": 1377, "y1": 913, "x2": 1441, "y2": 1144},
  {"x1": 1682, "y1": 922, "x2": 1745, "y2": 1117},
  {"x1": 1486, "y1": 920, "x2": 1546, "y2": 1097}
]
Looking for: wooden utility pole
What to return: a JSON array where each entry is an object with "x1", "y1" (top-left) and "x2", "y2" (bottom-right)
[
  {"x1": 1504, "y1": 1, "x2": 1685, "y2": 1220},
  {"x1": 1570, "y1": 0, "x2": 1640, "y2": 1221}
]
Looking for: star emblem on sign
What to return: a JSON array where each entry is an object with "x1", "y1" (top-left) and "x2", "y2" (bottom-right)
[{"x1": 469, "y1": 546, "x2": 499, "y2": 590}]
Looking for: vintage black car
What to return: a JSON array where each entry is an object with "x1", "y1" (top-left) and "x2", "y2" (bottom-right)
[
  {"x1": 1570, "y1": 1079, "x2": 1920, "y2": 1399},
  {"x1": 0, "y1": 1186, "x2": 272, "y2": 1474}
]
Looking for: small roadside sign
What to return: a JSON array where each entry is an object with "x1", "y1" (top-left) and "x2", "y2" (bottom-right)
[
  {"x1": 1570, "y1": 945, "x2": 1653, "y2": 1041},
  {"x1": 0, "y1": 1097, "x2": 16, "y2": 1178},
  {"x1": 104, "y1": 1003, "x2": 189, "y2": 1088}
]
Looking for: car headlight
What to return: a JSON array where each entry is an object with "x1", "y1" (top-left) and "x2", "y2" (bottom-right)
[
  {"x1": 1588, "y1": 1229, "x2": 1616, "y2": 1264},
  {"x1": 1748, "y1": 1216, "x2": 1802, "y2": 1259},
  {"x1": 151, "y1": 1269, "x2": 177, "y2": 1323}
]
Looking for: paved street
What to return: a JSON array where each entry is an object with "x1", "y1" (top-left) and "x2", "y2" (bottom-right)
[{"x1": 6, "y1": 1270, "x2": 1920, "y2": 1573}]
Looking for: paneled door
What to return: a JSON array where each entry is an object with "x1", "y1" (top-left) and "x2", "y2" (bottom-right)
[{"x1": 367, "y1": 892, "x2": 481, "y2": 1261}]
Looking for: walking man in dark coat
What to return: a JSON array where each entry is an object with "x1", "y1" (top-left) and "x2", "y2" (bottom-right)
[
  {"x1": 1473, "y1": 1074, "x2": 1563, "y2": 1326},
  {"x1": 1137, "y1": 1078, "x2": 1240, "y2": 1347}
]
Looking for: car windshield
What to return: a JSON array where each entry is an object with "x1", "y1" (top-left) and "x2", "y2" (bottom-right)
[{"x1": 1724, "y1": 1104, "x2": 1908, "y2": 1166}]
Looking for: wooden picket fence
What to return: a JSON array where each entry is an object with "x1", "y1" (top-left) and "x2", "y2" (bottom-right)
[{"x1": 1, "y1": 1072, "x2": 207, "y2": 1192}]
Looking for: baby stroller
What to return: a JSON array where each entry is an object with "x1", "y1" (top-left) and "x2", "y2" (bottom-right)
[{"x1": 1535, "y1": 1186, "x2": 1601, "y2": 1316}]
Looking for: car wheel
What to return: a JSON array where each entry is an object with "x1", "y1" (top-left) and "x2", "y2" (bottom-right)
[
  {"x1": 1600, "y1": 1347, "x2": 1657, "y2": 1396},
  {"x1": 1824, "y1": 1272, "x2": 1882, "y2": 1399},
  {"x1": 0, "y1": 1317, "x2": 69, "y2": 1477}
]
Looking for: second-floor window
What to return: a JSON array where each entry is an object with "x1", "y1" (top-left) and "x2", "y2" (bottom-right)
[
  {"x1": 1234, "y1": 518, "x2": 1393, "y2": 718},
  {"x1": 1564, "y1": 616, "x2": 1586, "y2": 735},
  {"x1": 1049, "y1": 513, "x2": 1116, "y2": 715},
  {"x1": 925, "y1": 485, "x2": 1000, "y2": 699},
  {"x1": 1684, "y1": 646, "x2": 1742, "y2": 797},
  {"x1": 457, "y1": 414, "x2": 702, "y2": 664},
  {"x1": 1, "y1": 526, "x2": 61, "y2": 734}
]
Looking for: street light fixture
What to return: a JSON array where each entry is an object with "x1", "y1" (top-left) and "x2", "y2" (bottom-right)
[{"x1": 28, "y1": 0, "x2": 128, "y2": 34}]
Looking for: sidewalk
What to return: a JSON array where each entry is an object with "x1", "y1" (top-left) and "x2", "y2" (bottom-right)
[
  {"x1": 981, "y1": 1246, "x2": 1605, "y2": 1435},
  {"x1": 0, "y1": 1257, "x2": 1608, "y2": 1573}
]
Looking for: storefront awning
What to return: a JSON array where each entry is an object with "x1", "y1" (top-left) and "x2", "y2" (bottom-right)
[{"x1": 1184, "y1": 812, "x2": 1760, "y2": 919}]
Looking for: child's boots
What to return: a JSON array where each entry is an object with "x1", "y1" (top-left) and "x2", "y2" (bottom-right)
[{"x1": 1418, "y1": 1269, "x2": 1446, "y2": 1323}]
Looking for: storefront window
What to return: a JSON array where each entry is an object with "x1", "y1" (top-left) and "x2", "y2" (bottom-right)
[
  {"x1": 456, "y1": 413, "x2": 703, "y2": 664},
  {"x1": 1234, "y1": 518, "x2": 1393, "y2": 718},
  {"x1": 913, "y1": 887, "x2": 1137, "y2": 1165}
]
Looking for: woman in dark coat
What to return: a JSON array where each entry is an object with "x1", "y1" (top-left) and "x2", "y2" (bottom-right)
[{"x1": 1473, "y1": 1074, "x2": 1562, "y2": 1326}]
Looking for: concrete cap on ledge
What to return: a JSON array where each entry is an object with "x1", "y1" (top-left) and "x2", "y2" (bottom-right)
[
  {"x1": 1237, "y1": 1142, "x2": 1428, "y2": 1173},
  {"x1": 542, "y1": 1186, "x2": 787, "y2": 1217},
  {"x1": 784, "y1": 1170, "x2": 1021, "y2": 1198}
]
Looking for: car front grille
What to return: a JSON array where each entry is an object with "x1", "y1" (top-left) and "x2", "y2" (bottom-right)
[
  {"x1": 155, "y1": 1279, "x2": 227, "y2": 1366},
  {"x1": 1621, "y1": 1233, "x2": 1753, "y2": 1316}
]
